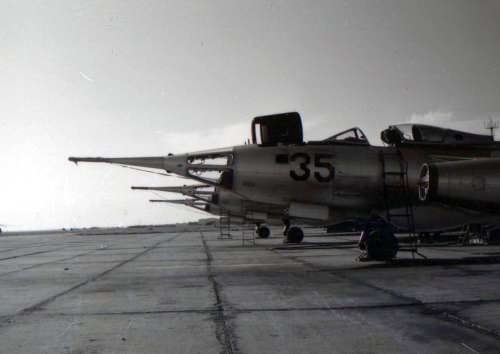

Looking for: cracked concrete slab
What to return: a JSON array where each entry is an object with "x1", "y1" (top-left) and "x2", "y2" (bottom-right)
[{"x1": 0, "y1": 227, "x2": 499, "y2": 353}]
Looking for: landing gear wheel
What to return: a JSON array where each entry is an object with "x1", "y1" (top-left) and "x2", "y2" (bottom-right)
[
  {"x1": 286, "y1": 227, "x2": 304, "y2": 243},
  {"x1": 257, "y1": 226, "x2": 270, "y2": 239},
  {"x1": 364, "y1": 229, "x2": 398, "y2": 261}
]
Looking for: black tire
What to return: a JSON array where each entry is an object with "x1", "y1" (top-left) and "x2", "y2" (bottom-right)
[
  {"x1": 258, "y1": 226, "x2": 271, "y2": 239},
  {"x1": 365, "y1": 229, "x2": 398, "y2": 261},
  {"x1": 287, "y1": 227, "x2": 304, "y2": 243}
]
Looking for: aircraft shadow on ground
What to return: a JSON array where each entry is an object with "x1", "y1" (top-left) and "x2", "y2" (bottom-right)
[
  {"x1": 273, "y1": 241, "x2": 500, "y2": 269},
  {"x1": 271, "y1": 241, "x2": 359, "y2": 250}
]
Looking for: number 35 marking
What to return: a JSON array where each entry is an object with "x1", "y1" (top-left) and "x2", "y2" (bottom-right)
[{"x1": 290, "y1": 153, "x2": 335, "y2": 182}]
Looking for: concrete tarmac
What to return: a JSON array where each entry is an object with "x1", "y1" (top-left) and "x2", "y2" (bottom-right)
[{"x1": 0, "y1": 226, "x2": 499, "y2": 353}]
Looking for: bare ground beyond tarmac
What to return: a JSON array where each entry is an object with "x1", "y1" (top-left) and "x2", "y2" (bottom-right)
[{"x1": 0, "y1": 226, "x2": 499, "y2": 353}]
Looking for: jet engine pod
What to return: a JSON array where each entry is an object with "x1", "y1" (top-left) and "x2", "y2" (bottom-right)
[{"x1": 417, "y1": 159, "x2": 500, "y2": 212}]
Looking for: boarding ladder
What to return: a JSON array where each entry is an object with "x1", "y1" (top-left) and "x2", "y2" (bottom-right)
[
  {"x1": 458, "y1": 224, "x2": 488, "y2": 245},
  {"x1": 241, "y1": 203, "x2": 256, "y2": 246},
  {"x1": 380, "y1": 151, "x2": 426, "y2": 259},
  {"x1": 218, "y1": 208, "x2": 232, "y2": 240}
]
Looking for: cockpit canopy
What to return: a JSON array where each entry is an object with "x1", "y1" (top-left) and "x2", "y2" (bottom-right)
[
  {"x1": 250, "y1": 112, "x2": 493, "y2": 148},
  {"x1": 323, "y1": 127, "x2": 370, "y2": 145},
  {"x1": 252, "y1": 112, "x2": 303, "y2": 147},
  {"x1": 251, "y1": 112, "x2": 372, "y2": 147},
  {"x1": 381, "y1": 124, "x2": 493, "y2": 146}
]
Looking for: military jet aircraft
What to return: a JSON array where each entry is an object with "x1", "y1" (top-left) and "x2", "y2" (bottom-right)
[{"x1": 69, "y1": 112, "x2": 500, "y2": 261}]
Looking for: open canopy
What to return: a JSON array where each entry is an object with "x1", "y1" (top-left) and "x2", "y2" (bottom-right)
[{"x1": 381, "y1": 124, "x2": 493, "y2": 146}]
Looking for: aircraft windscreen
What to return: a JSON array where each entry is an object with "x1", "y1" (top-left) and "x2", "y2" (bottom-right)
[{"x1": 324, "y1": 128, "x2": 370, "y2": 145}]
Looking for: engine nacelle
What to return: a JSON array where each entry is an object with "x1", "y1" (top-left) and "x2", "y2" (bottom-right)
[{"x1": 418, "y1": 159, "x2": 500, "y2": 212}]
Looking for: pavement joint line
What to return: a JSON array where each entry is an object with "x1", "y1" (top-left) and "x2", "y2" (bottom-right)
[
  {"x1": 429, "y1": 306, "x2": 500, "y2": 340},
  {"x1": 0, "y1": 231, "x2": 169, "y2": 278},
  {"x1": 0, "y1": 231, "x2": 161, "y2": 262},
  {"x1": 22, "y1": 309, "x2": 222, "y2": 317},
  {"x1": 201, "y1": 232, "x2": 235, "y2": 354},
  {"x1": 0, "y1": 249, "x2": 105, "y2": 278},
  {"x1": 119, "y1": 263, "x2": 303, "y2": 269},
  {"x1": 0, "y1": 248, "x2": 20, "y2": 254},
  {"x1": 270, "y1": 245, "x2": 500, "y2": 342},
  {"x1": 0, "y1": 231, "x2": 152, "y2": 249},
  {"x1": 15, "y1": 299, "x2": 500, "y2": 316},
  {"x1": 19, "y1": 298, "x2": 500, "y2": 317},
  {"x1": 21, "y1": 303, "x2": 428, "y2": 317},
  {"x1": 0, "y1": 247, "x2": 69, "y2": 262},
  {"x1": 2, "y1": 233, "x2": 181, "y2": 324}
]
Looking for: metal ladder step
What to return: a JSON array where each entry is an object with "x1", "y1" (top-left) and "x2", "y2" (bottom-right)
[
  {"x1": 241, "y1": 203, "x2": 255, "y2": 246},
  {"x1": 218, "y1": 209, "x2": 232, "y2": 240},
  {"x1": 380, "y1": 150, "x2": 425, "y2": 259}
]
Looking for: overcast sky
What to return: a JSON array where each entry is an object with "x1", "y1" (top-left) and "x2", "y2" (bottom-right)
[{"x1": 1, "y1": 0, "x2": 499, "y2": 231}]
